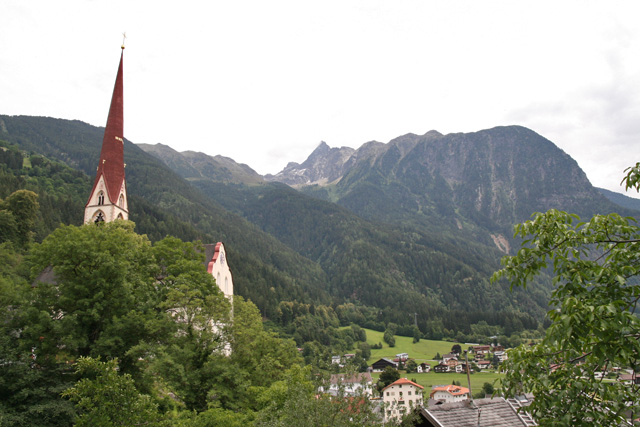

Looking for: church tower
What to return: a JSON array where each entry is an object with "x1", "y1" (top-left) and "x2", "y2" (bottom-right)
[{"x1": 84, "y1": 46, "x2": 128, "y2": 223}]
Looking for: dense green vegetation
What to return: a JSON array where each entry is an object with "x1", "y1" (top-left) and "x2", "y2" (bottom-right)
[
  {"x1": 0, "y1": 211, "x2": 380, "y2": 425},
  {"x1": 491, "y1": 164, "x2": 640, "y2": 426},
  {"x1": 0, "y1": 117, "x2": 333, "y2": 322},
  {"x1": 3, "y1": 115, "x2": 639, "y2": 425},
  {"x1": 0, "y1": 116, "x2": 550, "y2": 343}
]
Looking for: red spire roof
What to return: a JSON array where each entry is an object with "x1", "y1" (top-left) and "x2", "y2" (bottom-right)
[{"x1": 88, "y1": 48, "x2": 126, "y2": 204}]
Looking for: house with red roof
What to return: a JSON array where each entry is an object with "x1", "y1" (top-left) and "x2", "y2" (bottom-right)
[
  {"x1": 430, "y1": 384, "x2": 470, "y2": 404},
  {"x1": 381, "y1": 378, "x2": 424, "y2": 422}
]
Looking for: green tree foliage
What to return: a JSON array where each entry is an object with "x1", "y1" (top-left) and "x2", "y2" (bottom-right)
[
  {"x1": 482, "y1": 382, "x2": 494, "y2": 396},
  {"x1": 61, "y1": 357, "x2": 161, "y2": 427},
  {"x1": 0, "y1": 189, "x2": 39, "y2": 248},
  {"x1": 491, "y1": 164, "x2": 640, "y2": 426},
  {"x1": 0, "y1": 241, "x2": 76, "y2": 426},
  {"x1": 28, "y1": 221, "x2": 157, "y2": 367},
  {"x1": 405, "y1": 359, "x2": 418, "y2": 373},
  {"x1": 1, "y1": 221, "x2": 336, "y2": 424},
  {"x1": 377, "y1": 366, "x2": 400, "y2": 392}
]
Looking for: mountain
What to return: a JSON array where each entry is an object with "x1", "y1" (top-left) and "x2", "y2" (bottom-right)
[
  {"x1": 139, "y1": 126, "x2": 640, "y2": 334},
  {"x1": 6, "y1": 115, "x2": 636, "y2": 338},
  {"x1": 264, "y1": 141, "x2": 358, "y2": 186},
  {"x1": 139, "y1": 143, "x2": 263, "y2": 185},
  {"x1": 597, "y1": 187, "x2": 640, "y2": 211},
  {"x1": 0, "y1": 115, "x2": 332, "y2": 319},
  {"x1": 273, "y1": 126, "x2": 633, "y2": 235},
  {"x1": 138, "y1": 141, "x2": 532, "y2": 323}
]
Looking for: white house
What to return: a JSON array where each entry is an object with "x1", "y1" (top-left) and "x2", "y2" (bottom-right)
[
  {"x1": 395, "y1": 353, "x2": 409, "y2": 362},
  {"x1": 494, "y1": 350, "x2": 508, "y2": 363},
  {"x1": 442, "y1": 353, "x2": 458, "y2": 363},
  {"x1": 320, "y1": 373, "x2": 374, "y2": 397},
  {"x1": 382, "y1": 378, "x2": 424, "y2": 423},
  {"x1": 430, "y1": 384, "x2": 470, "y2": 404},
  {"x1": 417, "y1": 363, "x2": 431, "y2": 373}
]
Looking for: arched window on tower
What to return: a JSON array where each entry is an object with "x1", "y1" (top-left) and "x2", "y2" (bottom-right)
[
  {"x1": 97, "y1": 191, "x2": 105, "y2": 205},
  {"x1": 119, "y1": 194, "x2": 125, "y2": 208},
  {"x1": 93, "y1": 211, "x2": 105, "y2": 223},
  {"x1": 117, "y1": 213, "x2": 123, "y2": 220}
]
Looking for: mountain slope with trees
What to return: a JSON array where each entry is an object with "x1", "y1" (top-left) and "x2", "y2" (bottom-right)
[
  {"x1": 0, "y1": 115, "x2": 331, "y2": 319},
  {"x1": 4, "y1": 115, "x2": 636, "y2": 341},
  {"x1": 139, "y1": 141, "x2": 548, "y2": 336}
]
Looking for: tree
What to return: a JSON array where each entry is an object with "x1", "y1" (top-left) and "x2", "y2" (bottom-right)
[
  {"x1": 62, "y1": 357, "x2": 162, "y2": 426},
  {"x1": 482, "y1": 382, "x2": 495, "y2": 396},
  {"x1": 491, "y1": 164, "x2": 640, "y2": 426},
  {"x1": 253, "y1": 364, "x2": 378, "y2": 426},
  {"x1": 27, "y1": 221, "x2": 157, "y2": 368},
  {"x1": 0, "y1": 190, "x2": 39, "y2": 248},
  {"x1": 412, "y1": 326, "x2": 421, "y2": 343},
  {"x1": 451, "y1": 344, "x2": 462, "y2": 355},
  {"x1": 405, "y1": 359, "x2": 418, "y2": 373},
  {"x1": 377, "y1": 366, "x2": 400, "y2": 392},
  {"x1": 383, "y1": 331, "x2": 395, "y2": 347}
]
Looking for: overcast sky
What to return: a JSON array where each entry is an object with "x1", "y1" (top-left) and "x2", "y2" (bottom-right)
[{"x1": 2, "y1": 1, "x2": 640, "y2": 197}]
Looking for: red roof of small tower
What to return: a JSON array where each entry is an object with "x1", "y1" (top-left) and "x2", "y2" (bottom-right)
[{"x1": 87, "y1": 48, "x2": 126, "y2": 205}]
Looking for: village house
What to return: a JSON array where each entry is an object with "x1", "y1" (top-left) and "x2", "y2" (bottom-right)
[
  {"x1": 442, "y1": 352, "x2": 458, "y2": 363},
  {"x1": 433, "y1": 363, "x2": 449, "y2": 373},
  {"x1": 446, "y1": 358, "x2": 459, "y2": 370},
  {"x1": 319, "y1": 373, "x2": 374, "y2": 397},
  {"x1": 494, "y1": 350, "x2": 508, "y2": 363},
  {"x1": 371, "y1": 358, "x2": 398, "y2": 372},
  {"x1": 394, "y1": 353, "x2": 409, "y2": 362},
  {"x1": 420, "y1": 397, "x2": 537, "y2": 426},
  {"x1": 476, "y1": 360, "x2": 492, "y2": 371},
  {"x1": 472, "y1": 345, "x2": 492, "y2": 358},
  {"x1": 618, "y1": 372, "x2": 640, "y2": 385},
  {"x1": 417, "y1": 362, "x2": 431, "y2": 373},
  {"x1": 381, "y1": 378, "x2": 424, "y2": 423},
  {"x1": 429, "y1": 384, "x2": 470, "y2": 404}
]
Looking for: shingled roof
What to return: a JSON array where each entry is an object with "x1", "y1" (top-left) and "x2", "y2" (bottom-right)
[{"x1": 421, "y1": 397, "x2": 536, "y2": 426}]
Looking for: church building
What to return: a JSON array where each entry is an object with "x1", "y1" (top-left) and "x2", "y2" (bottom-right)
[
  {"x1": 83, "y1": 44, "x2": 234, "y2": 302},
  {"x1": 205, "y1": 242, "x2": 234, "y2": 299},
  {"x1": 84, "y1": 45, "x2": 128, "y2": 224}
]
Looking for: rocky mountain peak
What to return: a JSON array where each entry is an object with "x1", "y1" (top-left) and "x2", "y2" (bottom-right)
[{"x1": 264, "y1": 142, "x2": 355, "y2": 186}]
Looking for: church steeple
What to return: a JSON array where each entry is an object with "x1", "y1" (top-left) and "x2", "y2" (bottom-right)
[{"x1": 84, "y1": 46, "x2": 129, "y2": 224}]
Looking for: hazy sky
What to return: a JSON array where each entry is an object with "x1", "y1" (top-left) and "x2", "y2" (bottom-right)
[{"x1": 2, "y1": 1, "x2": 640, "y2": 197}]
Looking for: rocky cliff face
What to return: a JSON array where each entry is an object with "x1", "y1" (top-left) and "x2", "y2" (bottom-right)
[
  {"x1": 270, "y1": 126, "x2": 622, "y2": 232},
  {"x1": 264, "y1": 141, "x2": 356, "y2": 186}
]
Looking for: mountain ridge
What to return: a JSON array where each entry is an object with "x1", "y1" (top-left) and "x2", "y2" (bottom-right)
[{"x1": 5, "y1": 114, "x2": 639, "y2": 337}]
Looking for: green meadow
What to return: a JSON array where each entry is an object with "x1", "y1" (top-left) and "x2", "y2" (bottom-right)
[
  {"x1": 363, "y1": 328, "x2": 503, "y2": 393},
  {"x1": 364, "y1": 328, "x2": 465, "y2": 363}
]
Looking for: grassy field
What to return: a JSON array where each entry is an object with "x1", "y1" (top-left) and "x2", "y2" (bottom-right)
[
  {"x1": 370, "y1": 371, "x2": 502, "y2": 394},
  {"x1": 362, "y1": 328, "x2": 504, "y2": 392},
  {"x1": 364, "y1": 328, "x2": 463, "y2": 363}
]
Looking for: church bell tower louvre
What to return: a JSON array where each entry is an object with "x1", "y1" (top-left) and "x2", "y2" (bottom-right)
[{"x1": 84, "y1": 44, "x2": 128, "y2": 224}]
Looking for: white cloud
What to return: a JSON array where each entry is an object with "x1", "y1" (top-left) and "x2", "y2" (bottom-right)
[{"x1": 2, "y1": 0, "x2": 640, "y2": 197}]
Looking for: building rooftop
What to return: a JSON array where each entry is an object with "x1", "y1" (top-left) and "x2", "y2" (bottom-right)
[{"x1": 422, "y1": 397, "x2": 536, "y2": 426}]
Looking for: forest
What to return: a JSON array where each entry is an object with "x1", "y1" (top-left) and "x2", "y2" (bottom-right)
[
  {"x1": 0, "y1": 191, "x2": 383, "y2": 425},
  {"x1": 0, "y1": 116, "x2": 554, "y2": 339},
  {"x1": 0, "y1": 133, "x2": 547, "y2": 425}
]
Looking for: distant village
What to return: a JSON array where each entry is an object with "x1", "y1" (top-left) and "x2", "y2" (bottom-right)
[{"x1": 323, "y1": 342, "x2": 640, "y2": 425}]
